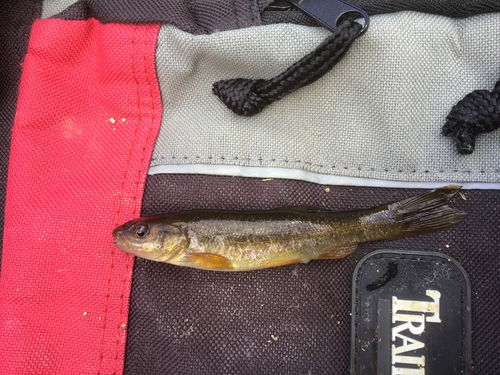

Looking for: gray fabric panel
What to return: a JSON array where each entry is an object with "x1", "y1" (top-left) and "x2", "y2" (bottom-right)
[
  {"x1": 152, "y1": 12, "x2": 500, "y2": 183},
  {"x1": 42, "y1": 0, "x2": 78, "y2": 18}
]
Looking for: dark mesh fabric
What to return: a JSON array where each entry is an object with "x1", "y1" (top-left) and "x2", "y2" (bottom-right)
[
  {"x1": 54, "y1": 0, "x2": 273, "y2": 34},
  {"x1": 262, "y1": 0, "x2": 500, "y2": 26},
  {"x1": 53, "y1": 0, "x2": 500, "y2": 34},
  {"x1": 0, "y1": 0, "x2": 42, "y2": 272},
  {"x1": 350, "y1": 0, "x2": 500, "y2": 18},
  {"x1": 125, "y1": 174, "x2": 499, "y2": 374}
]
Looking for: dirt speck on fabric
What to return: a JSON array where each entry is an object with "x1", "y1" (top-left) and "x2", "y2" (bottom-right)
[
  {"x1": 109, "y1": 118, "x2": 116, "y2": 124},
  {"x1": 459, "y1": 192, "x2": 467, "y2": 200},
  {"x1": 120, "y1": 324, "x2": 127, "y2": 330},
  {"x1": 325, "y1": 188, "x2": 330, "y2": 193},
  {"x1": 83, "y1": 312, "x2": 88, "y2": 316},
  {"x1": 121, "y1": 118, "x2": 126, "y2": 122}
]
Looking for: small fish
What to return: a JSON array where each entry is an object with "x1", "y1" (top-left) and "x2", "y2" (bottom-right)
[{"x1": 112, "y1": 186, "x2": 464, "y2": 271}]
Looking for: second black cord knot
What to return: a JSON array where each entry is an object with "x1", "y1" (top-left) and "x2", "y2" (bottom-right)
[{"x1": 443, "y1": 81, "x2": 500, "y2": 154}]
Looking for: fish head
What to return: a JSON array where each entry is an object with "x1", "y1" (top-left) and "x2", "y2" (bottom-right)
[{"x1": 112, "y1": 218, "x2": 187, "y2": 262}]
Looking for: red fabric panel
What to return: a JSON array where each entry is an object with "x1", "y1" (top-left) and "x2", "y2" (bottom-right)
[{"x1": 0, "y1": 19, "x2": 161, "y2": 374}]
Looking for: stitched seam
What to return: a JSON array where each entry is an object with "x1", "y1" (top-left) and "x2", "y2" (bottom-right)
[
  {"x1": 132, "y1": 28, "x2": 156, "y2": 219},
  {"x1": 97, "y1": 25, "x2": 141, "y2": 375},
  {"x1": 24, "y1": 0, "x2": 36, "y2": 62},
  {"x1": 232, "y1": 0, "x2": 239, "y2": 29},
  {"x1": 16, "y1": 0, "x2": 37, "y2": 65},
  {"x1": 185, "y1": 0, "x2": 199, "y2": 34},
  {"x1": 247, "y1": 0, "x2": 255, "y2": 25},
  {"x1": 112, "y1": 25, "x2": 157, "y2": 374},
  {"x1": 149, "y1": 156, "x2": 500, "y2": 174}
]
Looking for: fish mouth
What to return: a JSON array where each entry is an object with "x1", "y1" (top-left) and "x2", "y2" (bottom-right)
[
  {"x1": 111, "y1": 231, "x2": 159, "y2": 261},
  {"x1": 112, "y1": 236, "x2": 145, "y2": 258},
  {"x1": 112, "y1": 239, "x2": 127, "y2": 252}
]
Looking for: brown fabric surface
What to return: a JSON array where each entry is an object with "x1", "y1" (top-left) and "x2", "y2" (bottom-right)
[
  {"x1": 0, "y1": 0, "x2": 43, "y2": 273},
  {"x1": 125, "y1": 174, "x2": 499, "y2": 374}
]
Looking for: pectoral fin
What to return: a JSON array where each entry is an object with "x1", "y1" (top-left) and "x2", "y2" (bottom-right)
[
  {"x1": 315, "y1": 244, "x2": 358, "y2": 259},
  {"x1": 185, "y1": 253, "x2": 234, "y2": 270}
]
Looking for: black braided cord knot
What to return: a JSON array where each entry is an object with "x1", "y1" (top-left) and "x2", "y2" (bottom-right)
[
  {"x1": 442, "y1": 81, "x2": 500, "y2": 154},
  {"x1": 212, "y1": 19, "x2": 362, "y2": 117},
  {"x1": 212, "y1": 79, "x2": 269, "y2": 117}
]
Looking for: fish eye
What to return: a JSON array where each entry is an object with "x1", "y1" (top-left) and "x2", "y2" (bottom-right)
[{"x1": 133, "y1": 224, "x2": 149, "y2": 238}]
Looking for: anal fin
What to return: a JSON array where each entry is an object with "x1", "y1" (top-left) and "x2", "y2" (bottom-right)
[
  {"x1": 315, "y1": 244, "x2": 358, "y2": 259},
  {"x1": 261, "y1": 258, "x2": 304, "y2": 269},
  {"x1": 185, "y1": 253, "x2": 234, "y2": 270}
]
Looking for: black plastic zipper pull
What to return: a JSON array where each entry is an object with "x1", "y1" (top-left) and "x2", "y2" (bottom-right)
[
  {"x1": 265, "y1": 0, "x2": 294, "y2": 11},
  {"x1": 213, "y1": 0, "x2": 370, "y2": 117},
  {"x1": 289, "y1": 0, "x2": 369, "y2": 35},
  {"x1": 261, "y1": 0, "x2": 318, "y2": 28}
]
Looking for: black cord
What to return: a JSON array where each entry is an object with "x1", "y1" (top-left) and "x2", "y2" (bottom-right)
[{"x1": 213, "y1": 19, "x2": 362, "y2": 117}]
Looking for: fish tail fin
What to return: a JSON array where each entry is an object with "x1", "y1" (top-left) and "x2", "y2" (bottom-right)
[{"x1": 391, "y1": 185, "x2": 465, "y2": 239}]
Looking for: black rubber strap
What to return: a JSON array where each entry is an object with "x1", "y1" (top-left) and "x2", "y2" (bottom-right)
[
  {"x1": 442, "y1": 79, "x2": 500, "y2": 154},
  {"x1": 212, "y1": 19, "x2": 363, "y2": 116}
]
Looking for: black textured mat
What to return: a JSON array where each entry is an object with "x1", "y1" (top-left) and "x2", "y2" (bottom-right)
[
  {"x1": 124, "y1": 174, "x2": 499, "y2": 374},
  {"x1": 351, "y1": 250, "x2": 471, "y2": 375}
]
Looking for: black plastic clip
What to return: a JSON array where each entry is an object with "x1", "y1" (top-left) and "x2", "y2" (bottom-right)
[{"x1": 289, "y1": 0, "x2": 370, "y2": 36}]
